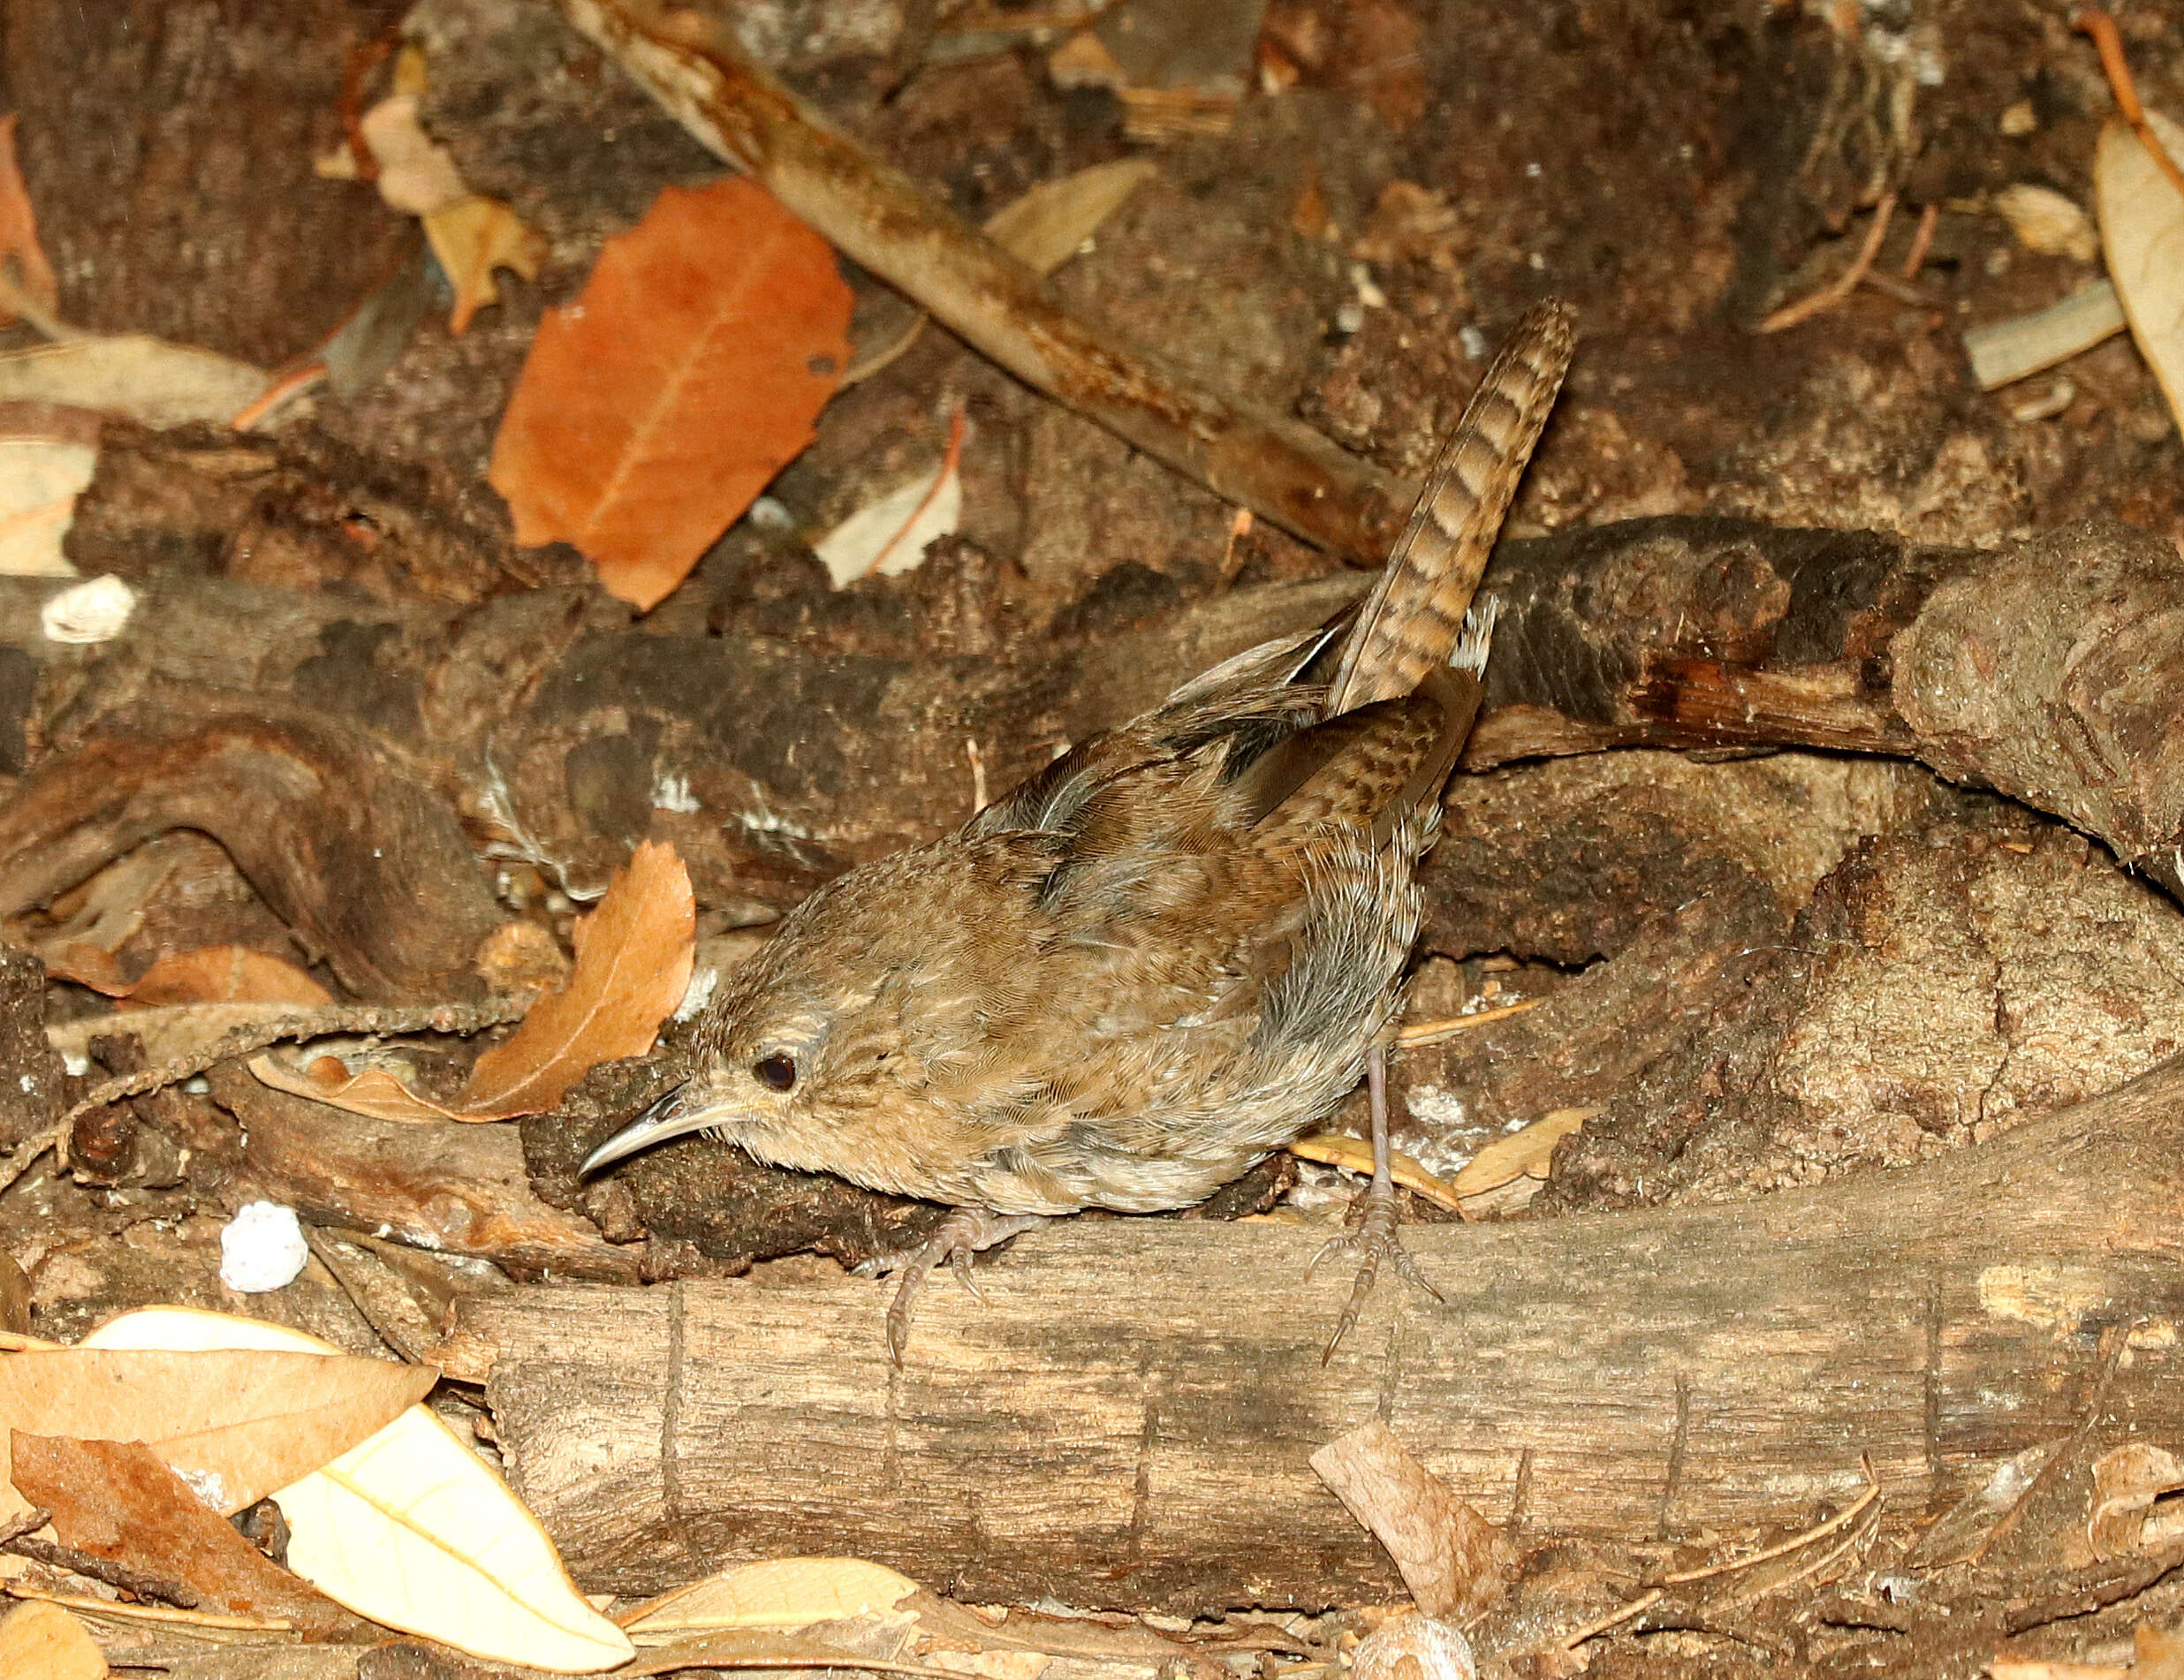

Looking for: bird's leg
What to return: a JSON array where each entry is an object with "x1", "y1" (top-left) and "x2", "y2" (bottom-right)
[
  {"x1": 1310, "y1": 1047, "x2": 1442, "y2": 1359},
  {"x1": 869, "y1": 1207, "x2": 1046, "y2": 1366}
]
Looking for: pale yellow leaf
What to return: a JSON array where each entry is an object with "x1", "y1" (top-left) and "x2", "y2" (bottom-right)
[
  {"x1": 0, "y1": 337, "x2": 270, "y2": 428},
  {"x1": 0, "y1": 1601, "x2": 107, "y2": 1680},
  {"x1": 815, "y1": 416, "x2": 965, "y2": 586},
  {"x1": 360, "y1": 92, "x2": 472, "y2": 216},
  {"x1": 82, "y1": 1306, "x2": 634, "y2": 1676},
  {"x1": 0, "y1": 437, "x2": 92, "y2": 578},
  {"x1": 0, "y1": 1346, "x2": 433, "y2": 1522},
  {"x1": 2096, "y1": 110, "x2": 2184, "y2": 430},
  {"x1": 623, "y1": 1558, "x2": 921, "y2": 1639},
  {"x1": 1448, "y1": 1108, "x2": 1598, "y2": 1198},
  {"x1": 1285, "y1": 1134, "x2": 1462, "y2": 1211},
  {"x1": 983, "y1": 159, "x2": 1157, "y2": 276}
]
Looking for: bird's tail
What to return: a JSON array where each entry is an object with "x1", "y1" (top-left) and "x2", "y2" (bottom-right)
[{"x1": 1324, "y1": 299, "x2": 1575, "y2": 715}]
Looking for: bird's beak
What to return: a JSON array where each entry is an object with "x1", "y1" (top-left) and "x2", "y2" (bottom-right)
[{"x1": 579, "y1": 1084, "x2": 725, "y2": 1177}]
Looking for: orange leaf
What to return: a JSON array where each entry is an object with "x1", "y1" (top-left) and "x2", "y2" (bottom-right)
[
  {"x1": 124, "y1": 945, "x2": 334, "y2": 1009},
  {"x1": 488, "y1": 178, "x2": 852, "y2": 611},
  {"x1": 0, "y1": 114, "x2": 57, "y2": 323},
  {"x1": 455, "y1": 840, "x2": 694, "y2": 1118}
]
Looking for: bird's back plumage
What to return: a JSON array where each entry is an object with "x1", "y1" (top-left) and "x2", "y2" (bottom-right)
[{"x1": 648, "y1": 301, "x2": 1578, "y2": 1222}]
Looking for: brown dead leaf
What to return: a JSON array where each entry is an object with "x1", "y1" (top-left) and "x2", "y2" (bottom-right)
[
  {"x1": 247, "y1": 1054, "x2": 465, "y2": 1125},
  {"x1": 12, "y1": 1434, "x2": 359, "y2": 1638},
  {"x1": 2089, "y1": 1442, "x2": 2184, "y2": 1557},
  {"x1": 123, "y1": 946, "x2": 333, "y2": 1009},
  {"x1": 0, "y1": 114, "x2": 57, "y2": 324},
  {"x1": 0, "y1": 1601, "x2": 106, "y2": 1680},
  {"x1": 1311, "y1": 1420, "x2": 1513, "y2": 1621},
  {"x1": 81, "y1": 1307, "x2": 634, "y2": 1673},
  {"x1": 458, "y1": 840, "x2": 694, "y2": 1117},
  {"x1": 0, "y1": 1348, "x2": 436, "y2": 1522},
  {"x1": 489, "y1": 177, "x2": 853, "y2": 611},
  {"x1": 428, "y1": 195, "x2": 548, "y2": 336}
]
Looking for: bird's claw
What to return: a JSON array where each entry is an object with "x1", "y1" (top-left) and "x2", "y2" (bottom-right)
[
  {"x1": 1313, "y1": 1182, "x2": 1440, "y2": 1361},
  {"x1": 875, "y1": 1209, "x2": 1044, "y2": 1366}
]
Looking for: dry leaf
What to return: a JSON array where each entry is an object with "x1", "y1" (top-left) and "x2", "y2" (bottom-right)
[
  {"x1": 489, "y1": 177, "x2": 853, "y2": 611},
  {"x1": 124, "y1": 946, "x2": 333, "y2": 1009},
  {"x1": 82, "y1": 1306, "x2": 635, "y2": 1675},
  {"x1": 2096, "y1": 109, "x2": 2184, "y2": 429},
  {"x1": 248, "y1": 1053, "x2": 465, "y2": 1125},
  {"x1": 0, "y1": 1601, "x2": 106, "y2": 1680},
  {"x1": 815, "y1": 413, "x2": 965, "y2": 585},
  {"x1": 244, "y1": 843, "x2": 691, "y2": 1125},
  {"x1": 1449, "y1": 1108, "x2": 1596, "y2": 1198},
  {"x1": 0, "y1": 114, "x2": 58, "y2": 324},
  {"x1": 1285, "y1": 1133, "x2": 1462, "y2": 1210},
  {"x1": 1994, "y1": 182, "x2": 2100, "y2": 261},
  {"x1": 0, "y1": 435, "x2": 94, "y2": 578},
  {"x1": 0, "y1": 1347, "x2": 435, "y2": 1522},
  {"x1": 1310, "y1": 1420, "x2": 1513, "y2": 1620},
  {"x1": 1351, "y1": 1616, "x2": 1476, "y2": 1680},
  {"x1": 982, "y1": 159, "x2": 1156, "y2": 275},
  {"x1": 428, "y1": 195, "x2": 549, "y2": 336},
  {"x1": 0, "y1": 336, "x2": 270, "y2": 428},
  {"x1": 12, "y1": 1434, "x2": 357, "y2": 1638},
  {"x1": 457, "y1": 838, "x2": 694, "y2": 1117},
  {"x1": 622, "y1": 1558, "x2": 921, "y2": 1639},
  {"x1": 360, "y1": 92, "x2": 471, "y2": 216},
  {"x1": 2088, "y1": 1442, "x2": 2184, "y2": 1557}
]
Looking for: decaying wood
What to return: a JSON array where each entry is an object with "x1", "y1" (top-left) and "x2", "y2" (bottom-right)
[
  {"x1": 3, "y1": 511, "x2": 2178, "y2": 993},
  {"x1": 1470, "y1": 515, "x2": 2184, "y2": 897},
  {"x1": 448, "y1": 1053, "x2": 2184, "y2": 1610},
  {"x1": 0, "y1": 702, "x2": 501, "y2": 1000},
  {"x1": 550, "y1": 0, "x2": 1417, "y2": 565}
]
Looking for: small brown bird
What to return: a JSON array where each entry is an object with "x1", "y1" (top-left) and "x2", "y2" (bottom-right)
[{"x1": 584, "y1": 301, "x2": 1575, "y2": 1359}]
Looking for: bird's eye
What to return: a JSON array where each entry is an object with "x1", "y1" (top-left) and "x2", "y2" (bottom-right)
[{"x1": 753, "y1": 1052, "x2": 797, "y2": 1092}]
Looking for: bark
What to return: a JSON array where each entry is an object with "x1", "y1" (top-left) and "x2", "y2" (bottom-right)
[{"x1": 443, "y1": 1053, "x2": 2184, "y2": 1611}]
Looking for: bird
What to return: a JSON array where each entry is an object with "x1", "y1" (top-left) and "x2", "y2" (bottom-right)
[{"x1": 581, "y1": 300, "x2": 1576, "y2": 1362}]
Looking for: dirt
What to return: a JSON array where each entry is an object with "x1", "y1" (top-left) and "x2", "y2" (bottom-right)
[{"x1": 1, "y1": 0, "x2": 2182, "y2": 1672}]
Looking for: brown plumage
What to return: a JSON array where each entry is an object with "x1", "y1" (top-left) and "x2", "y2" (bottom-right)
[{"x1": 583, "y1": 300, "x2": 1577, "y2": 1358}]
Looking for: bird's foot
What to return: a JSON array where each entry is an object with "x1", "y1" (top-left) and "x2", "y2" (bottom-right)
[
  {"x1": 1309, "y1": 1180, "x2": 1441, "y2": 1361},
  {"x1": 866, "y1": 1208, "x2": 1046, "y2": 1366}
]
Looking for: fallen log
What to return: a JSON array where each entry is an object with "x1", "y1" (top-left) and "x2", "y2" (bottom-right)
[{"x1": 444, "y1": 1052, "x2": 2184, "y2": 1610}]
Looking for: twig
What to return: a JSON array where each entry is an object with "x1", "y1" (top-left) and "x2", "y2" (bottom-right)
[
  {"x1": 1396, "y1": 997, "x2": 1543, "y2": 1046},
  {"x1": 1898, "y1": 201, "x2": 1938, "y2": 278},
  {"x1": 1558, "y1": 1587, "x2": 1664, "y2": 1649},
  {"x1": 1759, "y1": 193, "x2": 1898, "y2": 333},
  {"x1": 57, "y1": 997, "x2": 528, "y2": 1130},
  {"x1": 552, "y1": 0, "x2": 1414, "y2": 564},
  {"x1": 2076, "y1": 10, "x2": 2184, "y2": 202},
  {"x1": 4, "y1": 1533, "x2": 203, "y2": 1609},
  {"x1": 1659, "y1": 1454, "x2": 1883, "y2": 1585},
  {"x1": 0, "y1": 1508, "x2": 49, "y2": 1548}
]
